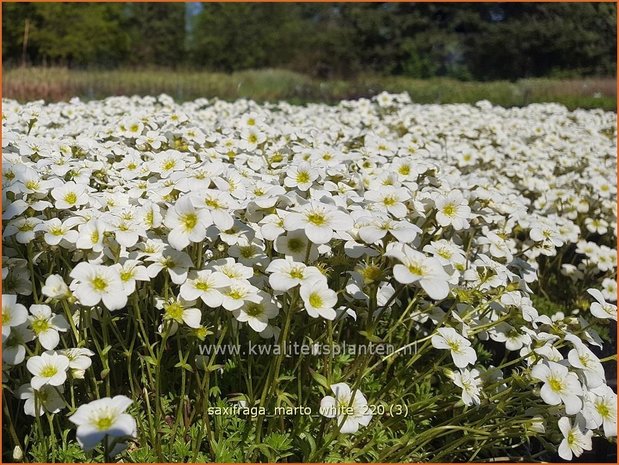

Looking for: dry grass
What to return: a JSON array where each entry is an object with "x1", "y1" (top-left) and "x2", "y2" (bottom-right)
[{"x1": 3, "y1": 67, "x2": 616, "y2": 110}]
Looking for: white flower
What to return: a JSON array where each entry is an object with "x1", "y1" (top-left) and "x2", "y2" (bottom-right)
[
  {"x1": 211, "y1": 258, "x2": 254, "y2": 283},
  {"x1": 284, "y1": 162, "x2": 319, "y2": 191},
  {"x1": 587, "y1": 288, "x2": 617, "y2": 321},
  {"x1": 41, "y1": 274, "x2": 71, "y2": 300},
  {"x1": 70, "y1": 263, "x2": 128, "y2": 310},
  {"x1": 28, "y1": 304, "x2": 70, "y2": 350},
  {"x1": 567, "y1": 342, "x2": 605, "y2": 388},
  {"x1": 113, "y1": 259, "x2": 150, "y2": 295},
  {"x1": 319, "y1": 382, "x2": 372, "y2": 434},
  {"x1": 431, "y1": 327, "x2": 477, "y2": 368},
  {"x1": 75, "y1": 219, "x2": 107, "y2": 252},
  {"x1": 179, "y1": 269, "x2": 230, "y2": 307},
  {"x1": 164, "y1": 196, "x2": 212, "y2": 250},
  {"x1": 434, "y1": 190, "x2": 471, "y2": 230},
  {"x1": 60, "y1": 347, "x2": 95, "y2": 379},
  {"x1": 192, "y1": 189, "x2": 236, "y2": 231},
  {"x1": 221, "y1": 281, "x2": 261, "y2": 311},
  {"x1": 2, "y1": 323, "x2": 35, "y2": 365},
  {"x1": 387, "y1": 244, "x2": 451, "y2": 300},
  {"x1": 583, "y1": 384, "x2": 617, "y2": 437},
  {"x1": 265, "y1": 257, "x2": 324, "y2": 292},
  {"x1": 26, "y1": 351, "x2": 70, "y2": 390},
  {"x1": 2, "y1": 294, "x2": 28, "y2": 341},
  {"x1": 156, "y1": 296, "x2": 202, "y2": 329},
  {"x1": 35, "y1": 218, "x2": 79, "y2": 246},
  {"x1": 364, "y1": 186, "x2": 410, "y2": 218},
  {"x1": 300, "y1": 280, "x2": 338, "y2": 320},
  {"x1": 146, "y1": 247, "x2": 194, "y2": 284},
  {"x1": 529, "y1": 222, "x2": 563, "y2": 247},
  {"x1": 274, "y1": 229, "x2": 319, "y2": 262},
  {"x1": 283, "y1": 201, "x2": 353, "y2": 244},
  {"x1": 557, "y1": 415, "x2": 593, "y2": 460},
  {"x1": 233, "y1": 291, "x2": 279, "y2": 332},
  {"x1": 357, "y1": 215, "x2": 421, "y2": 244},
  {"x1": 600, "y1": 278, "x2": 617, "y2": 302},
  {"x1": 17, "y1": 384, "x2": 65, "y2": 417},
  {"x1": 451, "y1": 368, "x2": 482, "y2": 406},
  {"x1": 68, "y1": 395, "x2": 136, "y2": 451},
  {"x1": 51, "y1": 181, "x2": 90, "y2": 210},
  {"x1": 531, "y1": 361, "x2": 583, "y2": 415}
]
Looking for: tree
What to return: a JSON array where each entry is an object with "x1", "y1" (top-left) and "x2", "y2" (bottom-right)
[{"x1": 124, "y1": 3, "x2": 186, "y2": 68}]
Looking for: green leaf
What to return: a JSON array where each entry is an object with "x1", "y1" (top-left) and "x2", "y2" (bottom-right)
[{"x1": 308, "y1": 368, "x2": 330, "y2": 390}]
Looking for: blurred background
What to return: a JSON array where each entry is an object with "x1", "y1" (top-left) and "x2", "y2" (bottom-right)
[{"x1": 2, "y1": 2, "x2": 617, "y2": 109}]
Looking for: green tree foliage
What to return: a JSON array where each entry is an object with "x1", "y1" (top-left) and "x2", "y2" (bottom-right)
[
  {"x1": 188, "y1": 3, "x2": 302, "y2": 72},
  {"x1": 6, "y1": 3, "x2": 131, "y2": 67},
  {"x1": 2, "y1": 2, "x2": 616, "y2": 79},
  {"x1": 125, "y1": 3, "x2": 186, "y2": 68}
]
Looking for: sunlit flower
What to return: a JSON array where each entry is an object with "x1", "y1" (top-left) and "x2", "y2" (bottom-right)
[
  {"x1": 69, "y1": 395, "x2": 136, "y2": 451},
  {"x1": 319, "y1": 383, "x2": 372, "y2": 434},
  {"x1": 300, "y1": 280, "x2": 338, "y2": 320},
  {"x1": 531, "y1": 361, "x2": 583, "y2": 414},
  {"x1": 431, "y1": 327, "x2": 477, "y2": 368},
  {"x1": 2, "y1": 294, "x2": 28, "y2": 341},
  {"x1": 28, "y1": 304, "x2": 69, "y2": 350},
  {"x1": 69, "y1": 263, "x2": 127, "y2": 310},
  {"x1": 557, "y1": 415, "x2": 593, "y2": 460},
  {"x1": 26, "y1": 351, "x2": 70, "y2": 390}
]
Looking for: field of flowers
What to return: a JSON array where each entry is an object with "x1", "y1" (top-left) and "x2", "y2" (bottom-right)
[{"x1": 2, "y1": 92, "x2": 617, "y2": 462}]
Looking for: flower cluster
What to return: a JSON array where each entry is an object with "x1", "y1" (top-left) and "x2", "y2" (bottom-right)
[{"x1": 2, "y1": 93, "x2": 616, "y2": 462}]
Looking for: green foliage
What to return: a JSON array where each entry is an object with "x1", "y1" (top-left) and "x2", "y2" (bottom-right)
[
  {"x1": 2, "y1": 3, "x2": 616, "y2": 80},
  {"x1": 3, "y1": 67, "x2": 615, "y2": 111}
]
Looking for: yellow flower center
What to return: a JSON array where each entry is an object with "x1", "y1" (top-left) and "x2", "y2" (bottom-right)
[
  {"x1": 289, "y1": 267, "x2": 305, "y2": 280},
  {"x1": 145, "y1": 210, "x2": 154, "y2": 227},
  {"x1": 40, "y1": 365, "x2": 58, "y2": 378},
  {"x1": 195, "y1": 281, "x2": 211, "y2": 291},
  {"x1": 92, "y1": 276, "x2": 108, "y2": 292},
  {"x1": 95, "y1": 416, "x2": 114, "y2": 430},
  {"x1": 596, "y1": 402, "x2": 610, "y2": 418},
  {"x1": 307, "y1": 212, "x2": 326, "y2": 226},
  {"x1": 447, "y1": 340, "x2": 462, "y2": 353},
  {"x1": 398, "y1": 165, "x2": 410, "y2": 175},
  {"x1": 548, "y1": 377, "x2": 564, "y2": 393},
  {"x1": 407, "y1": 263, "x2": 425, "y2": 276},
  {"x1": 438, "y1": 249, "x2": 452, "y2": 259},
  {"x1": 205, "y1": 198, "x2": 221, "y2": 209},
  {"x1": 31, "y1": 319, "x2": 50, "y2": 334},
  {"x1": 383, "y1": 196, "x2": 397, "y2": 206},
  {"x1": 240, "y1": 246, "x2": 254, "y2": 258},
  {"x1": 309, "y1": 293, "x2": 323, "y2": 308},
  {"x1": 442, "y1": 203, "x2": 456, "y2": 217},
  {"x1": 181, "y1": 213, "x2": 198, "y2": 231},
  {"x1": 296, "y1": 171, "x2": 310, "y2": 184},
  {"x1": 288, "y1": 238, "x2": 305, "y2": 252},
  {"x1": 227, "y1": 289, "x2": 245, "y2": 300},
  {"x1": 25, "y1": 180, "x2": 39, "y2": 190},
  {"x1": 165, "y1": 303, "x2": 185, "y2": 321},
  {"x1": 567, "y1": 430, "x2": 576, "y2": 446},
  {"x1": 245, "y1": 303, "x2": 263, "y2": 317}
]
